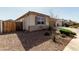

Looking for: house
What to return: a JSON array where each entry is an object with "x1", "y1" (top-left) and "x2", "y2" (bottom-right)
[
  {"x1": 55, "y1": 19, "x2": 63, "y2": 27},
  {"x1": 0, "y1": 11, "x2": 61, "y2": 33},
  {"x1": 62, "y1": 20, "x2": 71, "y2": 27},
  {"x1": 49, "y1": 18, "x2": 63, "y2": 27},
  {"x1": 16, "y1": 11, "x2": 51, "y2": 31}
]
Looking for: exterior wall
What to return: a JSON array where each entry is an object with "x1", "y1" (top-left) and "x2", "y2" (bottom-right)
[
  {"x1": 46, "y1": 16, "x2": 50, "y2": 26},
  {"x1": 49, "y1": 18, "x2": 56, "y2": 27},
  {"x1": 55, "y1": 20, "x2": 62, "y2": 27},
  {"x1": 29, "y1": 14, "x2": 35, "y2": 26},
  {"x1": 28, "y1": 14, "x2": 50, "y2": 31},
  {"x1": 0, "y1": 21, "x2": 3, "y2": 33},
  {"x1": 23, "y1": 15, "x2": 30, "y2": 30},
  {"x1": 29, "y1": 14, "x2": 50, "y2": 26},
  {"x1": 29, "y1": 25, "x2": 49, "y2": 31}
]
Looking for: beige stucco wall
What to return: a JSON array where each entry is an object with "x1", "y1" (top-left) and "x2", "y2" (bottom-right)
[
  {"x1": 29, "y1": 14, "x2": 35, "y2": 26},
  {"x1": 29, "y1": 14, "x2": 50, "y2": 26},
  {"x1": 23, "y1": 14, "x2": 37, "y2": 31},
  {"x1": 28, "y1": 14, "x2": 50, "y2": 31},
  {"x1": 55, "y1": 20, "x2": 62, "y2": 27},
  {"x1": 23, "y1": 15, "x2": 30, "y2": 30},
  {"x1": 46, "y1": 16, "x2": 50, "y2": 26}
]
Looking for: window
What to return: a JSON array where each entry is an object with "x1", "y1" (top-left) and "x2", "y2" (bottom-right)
[
  {"x1": 37, "y1": 22, "x2": 41, "y2": 24},
  {"x1": 35, "y1": 16, "x2": 45, "y2": 25},
  {"x1": 41, "y1": 21, "x2": 44, "y2": 24}
]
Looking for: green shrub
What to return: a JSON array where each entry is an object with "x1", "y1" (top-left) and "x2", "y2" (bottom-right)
[
  {"x1": 71, "y1": 32, "x2": 76, "y2": 35},
  {"x1": 59, "y1": 28, "x2": 76, "y2": 36}
]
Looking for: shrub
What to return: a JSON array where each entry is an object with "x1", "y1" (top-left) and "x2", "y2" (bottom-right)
[
  {"x1": 59, "y1": 28, "x2": 76, "y2": 36},
  {"x1": 71, "y1": 32, "x2": 76, "y2": 35},
  {"x1": 44, "y1": 32, "x2": 50, "y2": 36},
  {"x1": 48, "y1": 26, "x2": 52, "y2": 31}
]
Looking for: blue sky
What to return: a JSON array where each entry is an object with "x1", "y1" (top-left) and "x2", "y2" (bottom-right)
[{"x1": 0, "y1": 7, "x2": 79, "y2": 22}]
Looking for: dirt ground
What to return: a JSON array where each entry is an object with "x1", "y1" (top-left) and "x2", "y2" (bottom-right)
[{"x1": 0, "y1": 30, "x2": 72, "y2": 51}]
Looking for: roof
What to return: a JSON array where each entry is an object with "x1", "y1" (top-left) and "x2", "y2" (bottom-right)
[
  {"x1": 4, "y1": 19, "x2": 15, "y2": 22},
  {"x1": 16, "y1": 11, "x2": 50, "y2": 20}
]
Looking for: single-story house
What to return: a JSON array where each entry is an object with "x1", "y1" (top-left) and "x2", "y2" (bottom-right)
[
  {"x1": 55, "y1": 19, "x2": 63, "y2": 27},
  {"x1": 0, "y1": 11, "x2": 63, "y2": 33},
  {"x1": 16, "y1": 11, "x2": 51, "y2": 31}
]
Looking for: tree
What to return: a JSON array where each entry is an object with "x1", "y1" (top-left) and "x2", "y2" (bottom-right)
[{"x1": 49, "y1": 11, "x2": 58, "y2": 43}]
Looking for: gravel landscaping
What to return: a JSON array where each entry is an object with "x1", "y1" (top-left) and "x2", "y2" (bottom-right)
[{"x1": 0, "y1": 30, "x2": 72, "y2": 51}]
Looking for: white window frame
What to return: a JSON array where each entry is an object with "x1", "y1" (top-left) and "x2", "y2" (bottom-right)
[{"x1": 35, "y1": 16, "x2": 45, "y2": 25}]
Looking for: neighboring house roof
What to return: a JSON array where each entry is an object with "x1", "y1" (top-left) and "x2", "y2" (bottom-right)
[
  {"x1": 5, "y1": 19, "x2": 15, "y2": 22},
  {"x1": 16, "y1": 11, "x2": 50, "y2": 20},
  {"x1": 50, "y1": 18, "x2": 63, "y2": 24}
]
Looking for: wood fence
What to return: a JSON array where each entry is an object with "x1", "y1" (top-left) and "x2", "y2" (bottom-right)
[
  {"x1": 3, "y1": 21, "x2": 16, "y2": 33},
  {"x1": 2, "y1": 21, "x2": 23, "y2": 33}
]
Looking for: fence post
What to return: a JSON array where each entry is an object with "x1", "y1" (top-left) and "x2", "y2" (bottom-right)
[{"x1": 1, "y1": 21, "x2": 3, "y2": 33}]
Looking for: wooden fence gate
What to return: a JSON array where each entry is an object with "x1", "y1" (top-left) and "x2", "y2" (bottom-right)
[{"x1": 3, "y1": 21, "x2": 16, "y2": 33}]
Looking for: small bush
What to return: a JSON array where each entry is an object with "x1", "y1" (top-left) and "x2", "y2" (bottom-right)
[
  {"x1": 59, "y1": 28, "x2": 76, "y2": 36},
  {"x1": 71, "y1": 32, "x2": 76, "y2": 35},
  {"x1": 44, "y1": 32, "x2": 50, "y2": 36},
  {"x1": 48, "y1": 26, "x2": 52, "y2": 31}
]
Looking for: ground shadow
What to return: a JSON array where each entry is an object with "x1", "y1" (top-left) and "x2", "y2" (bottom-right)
[
  {"x1": 16, "y1": 30, "x2": 73, "y2": 51},
  {"x1": 16, "y1": 30, "x2": 50, "y2": 50},
  {"x1": 57, "y1": 37, "x2": 73, "y2": 51}
]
